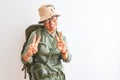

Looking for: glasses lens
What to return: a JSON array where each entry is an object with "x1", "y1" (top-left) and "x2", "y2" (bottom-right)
[
  {"x1": 43, "y1": 16, "x2": 57, "y2": 23},
  {"x1": 51, "y1": 16, "x2": 57, "y2": 22}
]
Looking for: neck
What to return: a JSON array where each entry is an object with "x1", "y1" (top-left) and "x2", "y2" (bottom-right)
[{"x1": 45, "y1": 28, "x2": 57, "y2": 34}]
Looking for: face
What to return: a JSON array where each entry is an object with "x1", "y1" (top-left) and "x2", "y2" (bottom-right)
[{"x1": 43, "y1": 16, "x2": 58, "y2": 33}]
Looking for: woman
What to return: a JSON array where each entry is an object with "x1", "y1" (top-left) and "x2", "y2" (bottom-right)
[{"x1": 21, "y1": 4, "x2": 71, "y2": 80}]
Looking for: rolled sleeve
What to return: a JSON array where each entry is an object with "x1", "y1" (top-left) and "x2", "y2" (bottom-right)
[{"x1": 62, "y1": 52, "x2": 72, "y2": 62}]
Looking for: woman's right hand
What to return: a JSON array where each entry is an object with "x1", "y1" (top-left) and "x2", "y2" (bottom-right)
[{"x1": 27, "y1": 34, "x2": 41, "y2": 57}]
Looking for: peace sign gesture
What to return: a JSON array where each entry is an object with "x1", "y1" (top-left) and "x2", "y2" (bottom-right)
[
  {"x1": 27, "y1": 34, "x2": 41, "y2": 57},
  {"x1": 56, "y1": 32, "x2": 67, "y2": 55}
]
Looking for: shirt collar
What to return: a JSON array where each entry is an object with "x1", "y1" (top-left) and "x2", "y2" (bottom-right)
[{"x1": 50, "y1": 31, "x2": 56, "y2": 37}]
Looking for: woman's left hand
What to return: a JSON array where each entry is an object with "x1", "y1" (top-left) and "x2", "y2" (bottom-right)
[{"x1": 56, "y1": 32, "x2": 67, "y2": 55}]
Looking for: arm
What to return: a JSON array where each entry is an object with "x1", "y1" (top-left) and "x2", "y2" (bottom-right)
[
  {"x1": 21, "y1": 31, "x2": 41, "y2": 64},
  {"x1": 56, "y1": 32, "x2": 72, "y2": 62},
  {"x1": 61, "y1": 36, "x2": 72, "y2": 62}
]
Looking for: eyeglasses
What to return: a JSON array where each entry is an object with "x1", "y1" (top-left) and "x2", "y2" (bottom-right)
[{"x1": 42, "y1": 16, "x2": 58, "y2": 23}]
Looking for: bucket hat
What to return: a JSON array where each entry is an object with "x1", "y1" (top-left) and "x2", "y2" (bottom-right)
[{"x1": 38, "y1": 4, "x2": 60, "y2": 23}]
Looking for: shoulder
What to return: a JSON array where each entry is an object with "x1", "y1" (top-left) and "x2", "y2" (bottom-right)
[
  {"x1": 25, "y1": 24, "x2": 45, "y2": 34},
  {"x1": 25, "y1": 24, "x2": 45, "y2": 40},
  {"x1": 26, "y1": 24, "x2": 44, "y2": 31}
]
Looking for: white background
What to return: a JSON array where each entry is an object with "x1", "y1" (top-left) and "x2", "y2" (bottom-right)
[{"x1": 0, "y1": 0, "x2": 120, "y2": 80}]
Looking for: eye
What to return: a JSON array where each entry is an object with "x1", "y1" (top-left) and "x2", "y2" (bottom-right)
[{"x1": 51, "y1": 16, "x2": 57, "y2": 22}]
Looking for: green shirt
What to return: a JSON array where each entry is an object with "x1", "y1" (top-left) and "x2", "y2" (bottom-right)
[{"x1": 21, "y1": 28, "x2": 71, "y2": 79}]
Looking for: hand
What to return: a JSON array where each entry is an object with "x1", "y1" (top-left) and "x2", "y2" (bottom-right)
[
  {"x1": 27, "y1": 34, "x2": 41, "y2": 56},
  {"x1": 56, "y1": 32, "x2": 67, "y2": 54}
]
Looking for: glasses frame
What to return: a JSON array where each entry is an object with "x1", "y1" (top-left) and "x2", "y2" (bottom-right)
[{"x1": 39, "y1": 15, "x2": 59, "y2": 24}]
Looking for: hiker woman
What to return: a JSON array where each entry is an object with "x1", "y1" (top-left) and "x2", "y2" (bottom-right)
[{"x1": 21, "y1": 4, "x2": 71, "y2": 80}]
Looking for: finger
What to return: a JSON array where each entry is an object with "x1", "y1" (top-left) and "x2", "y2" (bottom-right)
[
  {"x1": 55, "y1": 34, "x2": 60, "y2": 42},
  {"x1": 60, "y1": 32, "x2": 62, "y2": 41},
  {"x1": 35, "y1": 36, "x2": 41, "y2": 46},
  {"x1": 58, "y1": 42, "x2": 65, "y2": 47},
  {"x1": 32, "y1": 34, "x2": 36, "y2": 44}
]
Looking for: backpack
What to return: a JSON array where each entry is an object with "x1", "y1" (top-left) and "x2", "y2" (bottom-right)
[{"x1": 21, "y1": 24, "x2": 44, "y2": 80}]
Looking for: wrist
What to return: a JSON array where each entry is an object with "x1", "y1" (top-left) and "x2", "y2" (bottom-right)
[
  {"x1": 61, "y1": 49, "x2": 67, "y2": 55},
  {"x1": 61, "y1": 51, "x2": 68, "y2": 60},
  {"x1": 22, "y1": 53, "x2": 32, "y2": 62}
]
